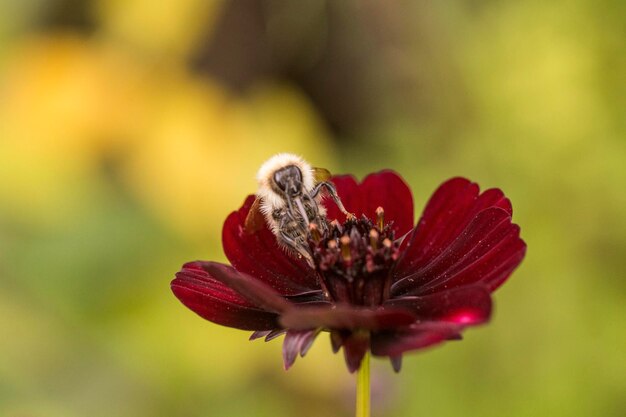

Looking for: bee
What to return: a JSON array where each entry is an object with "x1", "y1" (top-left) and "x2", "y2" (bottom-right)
[{"x1": 245, "y1": 153, "x2": 352, "y2": 266}]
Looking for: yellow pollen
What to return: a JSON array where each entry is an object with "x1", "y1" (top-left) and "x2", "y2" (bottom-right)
[
  {"x1": 375, "y1": 206, "x2": 385, "y2": 230},
  {"x1": 369, "y1": 229, "x2": 379, "y2": 249},
  {"x1": 340, "y1": 235, "x2": 352, "y2": 261},
  {"x1": 309, "y1": 223, "x2": 322, "y2": 242}
]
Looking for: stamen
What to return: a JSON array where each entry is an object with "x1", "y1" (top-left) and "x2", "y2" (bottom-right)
[
  {"x1": 310, "y1": 217, "x2": 400, "y2": 306},
  {"x1": 309, "y1": 223, "x2": 322, "y2": 243},
  {"x1": 330, "y1": 219, "x2": 342, "y2": 234},
  {"x1": 376, "y1": 207, "x2": 385, "y2": 230},
  {"x1": 365, "y1": 255, "x2": 376, "y2": 273},
  {"x1": 369, "y1": 229, "x2": 379, "y2": 250},
  {"x1": 340, "y1": 235, "x2": 352, "y2": 262}
]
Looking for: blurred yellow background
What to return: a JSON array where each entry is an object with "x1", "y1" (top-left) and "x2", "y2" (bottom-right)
[{"x1": 0, "y1": 1, "x2": 624, "y2": 416}]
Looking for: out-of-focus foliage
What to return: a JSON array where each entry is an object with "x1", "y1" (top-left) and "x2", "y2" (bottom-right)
[{"x1": 0, "y1": 1, "x2": 624, "y2": 417}]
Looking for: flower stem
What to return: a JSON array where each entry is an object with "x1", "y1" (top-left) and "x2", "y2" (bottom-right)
[{"x1": 356, "y1": 350, "x2": 371, "y2": 417}]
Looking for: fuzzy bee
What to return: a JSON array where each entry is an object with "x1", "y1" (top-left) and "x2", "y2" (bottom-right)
[{"x1": 245, "y1": 153, "x2": 351, "y2": 265}]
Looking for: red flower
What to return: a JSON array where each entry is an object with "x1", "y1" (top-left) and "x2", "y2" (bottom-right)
[{"x1": 171, "y1": 172, "x2": 526, "y2": 373}]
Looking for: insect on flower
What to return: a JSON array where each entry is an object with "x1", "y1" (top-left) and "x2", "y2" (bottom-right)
[
  {"x1": 171, "y1": 154, "x2": 526, "y2": 373},
  {"x1": 245, "y1": 153, "x2": 353, "y2": 267}
]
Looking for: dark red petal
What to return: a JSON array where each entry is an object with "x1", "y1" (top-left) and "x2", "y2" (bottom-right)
[
  {"x1": 325, "y1": 172, "x2": 414, "y2": 237},
  {"x1": 222, "y1": 195, "x2": 319, "y2": 295},
  {"x1": 330, "y1": 330, "x2": 345, "y2": 353},
  {"x1": 371, "y1": 322, "x2": 463, "y2": 357},
  {"x1": 285, "y1": 290, "x2": 328, "y2": 304},
  {"x1": 279, "y1": 305, "x2": 416, "y2": 331},
  {"x1": 384, "y1": 285, "x2": 492, "y2": 325},
  {"x1": 359, "y1": 171, "x2": 414, "y2": 237},
  {"x1": 324, "y1": 175, "x2": 361, "y2": 223},
  {"x1": 282, "y1": 329, "x2": 320, "y2": 370},
  {"x1": 392, "y1": 207, "x2": 525, "y2": 296},
  {"x1": 197, "y1": 261, "x2": 292, "y2": 313},
  {"x1": 477, "y1": 188, "x2": 513, "y2": 214},
  {"x1": 171, "y1": 263, "x2": 279, "y2": 331},
  {"x1": 343, "y1": 332, "x2": 370, "y2": 373},
  {"x1": 482, "y1": 240, "x2": 527, "y2": 291},
  {"x1": 394, "y1": 178, "x2": 513, "y2": 278},
  {"x1": 423, "y1": 225, "x2": 526, "y2": 294}
]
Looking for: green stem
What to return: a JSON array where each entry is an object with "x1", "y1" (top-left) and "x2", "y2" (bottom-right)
[{"x1": 356, "y1": 350, "x2": 371, "y2": 417}]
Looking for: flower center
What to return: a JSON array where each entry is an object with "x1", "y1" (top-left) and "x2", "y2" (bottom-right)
[{"x1": 309, "y1": 207, "x2": 400, "y2": 306}]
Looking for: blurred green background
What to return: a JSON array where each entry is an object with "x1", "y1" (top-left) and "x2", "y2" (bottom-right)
[{"x1": 1, "y1": 1, "x2": 624, "y2": 416}]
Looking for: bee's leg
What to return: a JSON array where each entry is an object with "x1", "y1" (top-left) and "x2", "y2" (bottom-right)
[
  {"x1": 312, "y1": 182, "x2": 355, "y2": 219},
  {"x1": 278, "y1": 214, "x2": 307, "y2": 250},
  {"x1": 277, "y1": 220, "x2": 314, "y2": 267},
  {"x1": 285, "y1": 193, "x2": 310, "y2": 234},
  {"x1": 303, "y1": 193, "x2": 328, "y2": 234}
]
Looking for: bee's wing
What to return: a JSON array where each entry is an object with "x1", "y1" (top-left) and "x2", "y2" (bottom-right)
[
  {"x1": 244, "y1": 196, "x2": 266, "y2": 234},
  {"x1": 312, "y1": 167, "x2": 332, "y2": 183}
]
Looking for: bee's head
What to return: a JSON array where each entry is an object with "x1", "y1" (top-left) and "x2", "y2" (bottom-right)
[
  {"x1": 273, "y1": 165, "x2": 303, "y2": 197},
  {"x1": 256, "y1": 154, "x2": 314, "y2": 206}
]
